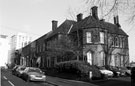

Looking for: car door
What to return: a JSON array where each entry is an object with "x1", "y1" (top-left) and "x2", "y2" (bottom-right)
[{"x1": 22, "y1": 68, "x2": 28, "y2": 80}]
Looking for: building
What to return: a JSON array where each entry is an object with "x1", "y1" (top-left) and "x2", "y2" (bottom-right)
[
  {"x1": 10, "y1": 32, "x2": 32, "y2": 65},
  {"x1": 0, "y1": 35, "x2": 10, "y2": 66},
  {"x1": 21, "y1": 6, "x2": 129, "y2": 69}
]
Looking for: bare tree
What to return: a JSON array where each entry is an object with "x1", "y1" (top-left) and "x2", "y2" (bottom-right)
[
  {"x1": 48, "y1": 34, "x2": 82, "y2": 61},
  {"x1": 84, "y1": 0, "x2": 135, "y2": 23},
  {"x1": 67, "y1": 0, "x2": 135, "y2": 24}
]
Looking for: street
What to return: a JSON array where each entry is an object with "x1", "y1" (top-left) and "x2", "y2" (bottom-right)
[
  {"x1": 1, "y1": 69, "x2": 96, "y2": 86},
  {"x1": 1, "y1": 68, "x2": 131, "y2": 86}
]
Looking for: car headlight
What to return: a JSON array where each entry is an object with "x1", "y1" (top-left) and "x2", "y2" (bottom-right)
[
  {"x1": 42, "y1": 75, "x2": 46, "y2": 78},
  {"x1": 30, "y1": 75, "x2": 35, "y2": 77}
]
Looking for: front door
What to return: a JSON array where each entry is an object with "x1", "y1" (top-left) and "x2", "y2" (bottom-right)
[{"x1": 87, "y1": 51, "x2": 92, "y2": 65}]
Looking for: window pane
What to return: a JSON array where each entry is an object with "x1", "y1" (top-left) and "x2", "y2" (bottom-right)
[
  {"x1": 86, "y1": 32, "x2": 91, "y2": 43},
  {"x1": 100, "y1": 32, "x2": 104, "y2": 43}
]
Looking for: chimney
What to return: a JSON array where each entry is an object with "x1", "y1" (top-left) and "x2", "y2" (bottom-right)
[
  {"x1": 114, "y1": 16, "x2": 117, "y2": 24},
  {"x1": 52, "y1": 20, "x2": 58, "y2": 31},
  {"x1": 91, "y1": 6, "x2": 99, "y2": 20},
  {"x1": 77, "y1": 13, "x2": 83, "y2": 22},
  {"x1": 114, "y1": 15, "x2": 121, "y2": 27}
]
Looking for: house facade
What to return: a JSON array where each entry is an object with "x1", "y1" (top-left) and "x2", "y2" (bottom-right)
[{"x1": 20, "y1": 6, "x2": 129, "y2": 69}]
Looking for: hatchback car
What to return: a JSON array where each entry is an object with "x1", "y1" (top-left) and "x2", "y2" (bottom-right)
[
  {"x1": 21, "y1": 67, "x2": 46, "y2": 82},
  {"x1": 106, "y1": 66, "x2": 121, "y2": 77},
  {"x1": 117, "y1": 67, "x2": 131, "y2": 76}
]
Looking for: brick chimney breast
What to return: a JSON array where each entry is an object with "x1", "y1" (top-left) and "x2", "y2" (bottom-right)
[
  {"x1": 91, "y1": 6, "x2": 99, "y2": 20},
  {"x1": 52, "y1": 20, "x2": 58, "y2": 31},
  {"x1": 77, "y1": 13, "x2": 83, "y2": 22}
]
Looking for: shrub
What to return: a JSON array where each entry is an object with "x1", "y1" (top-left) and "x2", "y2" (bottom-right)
[{"x1": 55, "y1": 61, "x2": 102, "y2": 80}]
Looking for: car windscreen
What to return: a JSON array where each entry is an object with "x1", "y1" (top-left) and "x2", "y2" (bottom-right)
[
  {"x1": 28, "y1": 68, "x2": 42, "y2": 73},
  {"x1": 20, "y1": 67, "x2": 25, "y2": 70}
]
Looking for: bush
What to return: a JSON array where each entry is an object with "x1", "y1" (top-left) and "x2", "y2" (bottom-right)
[{"x1": 55, "y1": 61, "x2": 102, "y2": 80}]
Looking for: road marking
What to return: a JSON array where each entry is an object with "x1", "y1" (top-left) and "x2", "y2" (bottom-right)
[
  {"x1": 8, "y1": 81, "x2": 15, "y2": 86},
  {"x1": 3, "y1": 76, "x2": 7, "y2": 80}
]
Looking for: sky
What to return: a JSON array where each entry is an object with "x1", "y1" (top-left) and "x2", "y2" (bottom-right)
[{"x1": 0, "y1": 0, "x2": 135, "y2": 62}]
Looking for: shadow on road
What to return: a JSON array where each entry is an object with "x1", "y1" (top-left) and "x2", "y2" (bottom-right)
[{"x1": 91, "y1": 79, "x2": 131, "y2": 86}]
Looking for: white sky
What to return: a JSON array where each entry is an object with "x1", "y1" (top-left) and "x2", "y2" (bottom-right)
[{"x1": 0, "y1": 0, "x2": 135, "y2": 62}]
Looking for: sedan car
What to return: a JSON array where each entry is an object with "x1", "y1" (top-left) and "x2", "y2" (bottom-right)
[
  {"x1": 96, "y1": 66, "x2": 113, "y2": 77},
  {"x1": 21, "y1": 67, "x2": 46, "y2": 82}
]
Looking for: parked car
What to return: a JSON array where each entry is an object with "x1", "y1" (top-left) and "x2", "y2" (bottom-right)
[
  {"x1": 21, "y1": 67, "x2": 46, "y2": 82},
  {"x1": 117, "y1": 67, "x2": 131, "y2": 76},
  {"x1": 16, "y1": 66, "x2": 26, "y2": 77},
  {"x1": 12, "y1": 65, "x2": 20, "y2": 75},
  {"x1": 96, "y1": 66, "x2": 113, "y2": 77},
  {"x1": 106, "y1": 66, "x2": 121, "y2": 77}
]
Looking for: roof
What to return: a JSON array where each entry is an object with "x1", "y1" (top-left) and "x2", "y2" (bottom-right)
[
  {"x1": 45, "y1": 19, "x2": 76, "y2": 39},
  {"x1": 70, "y1": 16, "x2": 128, "y2": 36},
  {"x1": 43, "y1": 16, "x2": 128, "y2": 41}
]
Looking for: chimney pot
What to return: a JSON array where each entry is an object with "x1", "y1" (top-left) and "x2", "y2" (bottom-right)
[
  {"x1": 52, "y1": 20, "x2": 58, "y2": 31},
  {"x1": 77, "y1": 13, "x2": 83, "y2": 22}
]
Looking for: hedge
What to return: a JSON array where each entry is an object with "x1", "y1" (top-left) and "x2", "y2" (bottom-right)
[{"x1": 55, "y1": 61, "x2": 102, "y2": 79}]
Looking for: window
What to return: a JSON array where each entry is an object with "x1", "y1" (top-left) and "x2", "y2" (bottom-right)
[
  {"x1": 86, "y1": 32, "x2": 92, "y2": 43},
  {"x1": 87, "y1": 51, "x2": 92, "y2": 65},
  {"x1": 43, "y1": 43, "x2": 45, "y2": 51},
  {"x1": 100, "y1": 32, "x2": 105, "y2": 44},
  {"x1": 120, "y1": 56, "x2": 124, "y2": 67},
  {"x1": 122, "y1": 38, "x2": 125, "y2": 48},
  {"x1": 115, "y1": 37, "x2": 119, "y2": 47},
  {"x1": 100, "y1": 52, "x2": 105, "y2": 66},
  {"x1": 120, "y1": 37, "x2": 123, "y2": 48}
]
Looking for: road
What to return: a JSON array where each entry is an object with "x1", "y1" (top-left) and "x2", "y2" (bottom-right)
[
  {"x1": 1, "y1": 68, "x2": 131, "y2": 86},
  {"x1": 1, "y1": 69, "x2": 97, "y2": 86}
]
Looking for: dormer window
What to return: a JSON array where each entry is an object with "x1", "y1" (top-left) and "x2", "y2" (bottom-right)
[
  {"x1": 86, "y1": 32, "x2": 92, "y2": 43},
  {"x1": 100, "y1": 32, "x2": 105, "y2": 44}
]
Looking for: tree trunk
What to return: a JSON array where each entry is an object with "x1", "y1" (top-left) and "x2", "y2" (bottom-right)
[{"x1": 105, "y1": 54, "x2": 108, "y2": 67}]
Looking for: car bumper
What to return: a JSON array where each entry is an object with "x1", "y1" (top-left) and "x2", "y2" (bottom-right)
[{"x1": 30, "y1": 77, "x2": 46, "y2": 81}]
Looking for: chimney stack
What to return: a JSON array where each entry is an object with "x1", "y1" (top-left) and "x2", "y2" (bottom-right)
[
  {"x1": 114, "y1": 16, "x2": 117, "y2": 24},
  {"x1": 91, "y1": 6, "x2": 99, "y2": 20},
  {"x1": 114, "y1": 15, "x2": 121, "y2": 27},
  {"x1": 52, "y1": 20, "x2": 58, "y2": 31},
  {"x1": 77, "y1": 13, "x2": 83, "y2": 22}
]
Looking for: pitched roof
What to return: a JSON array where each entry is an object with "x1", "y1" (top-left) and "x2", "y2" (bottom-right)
[
  {"x1": 70, "y1": 16, "x2": 128, "y2": 36},
  {"x1": 45, "y1": 19, "x2": 76, "y2": 39}
]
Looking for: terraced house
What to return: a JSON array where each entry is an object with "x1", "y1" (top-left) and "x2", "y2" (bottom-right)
[{"x1": 20, "y1": 6, "x2": 129, "y2": 69}]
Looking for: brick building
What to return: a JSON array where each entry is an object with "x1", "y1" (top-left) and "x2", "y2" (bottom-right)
[{"x1": 21, "y1": 6, "x2": 129, "y2": 69}]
